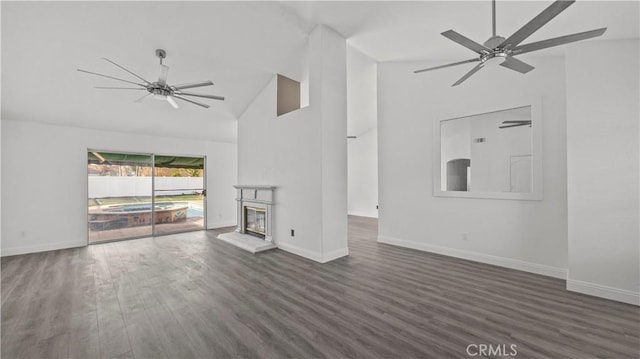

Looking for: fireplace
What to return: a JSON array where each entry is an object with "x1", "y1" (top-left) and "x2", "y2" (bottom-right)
[
  {"x1": 244, "y1": 206, "x2": 266, "y2": 238},
  {"x1": 217, "y1": 185, "x2": 276, "y2": 253},
  {"x1": 233, "y1": 185, "x2": 275, "y2": 243}
]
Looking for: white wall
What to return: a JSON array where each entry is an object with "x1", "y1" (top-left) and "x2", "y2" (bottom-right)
[
  {"x1": 377, "y1": 56, "x2": 568, "y2": 278},
  {"x1": 238, "y1": 25, "x2": 348, "y2": 263},
  {"x1": 566, "y1": 39, "x2": 640, "y2": 305},
  {"x1": 347, "y1": 45, "x2": 378, "y2": 218},
  {"x1": 348, "y1": 128, "x2": 378, "y2": 217},
  {"x1": 319, "y1": 27, "x2": 349, "y2": 258},
  {"x1": 347, "y1": 45, "x2": 377, "y2": 136},
  {"x1": 0, "y1": 97, "x2": 2, "y2": 255},
  {"x1": 1, "y1": 119, "x2": 237, "y2": 256}
]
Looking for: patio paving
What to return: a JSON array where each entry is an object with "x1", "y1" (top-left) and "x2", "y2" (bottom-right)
[{"x1": 88, "y1": 218, "x2": 204, "y2": 243}]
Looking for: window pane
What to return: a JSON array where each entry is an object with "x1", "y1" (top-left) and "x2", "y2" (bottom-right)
[
  {"x1": 87, "y1": 151, "x2": 153, "y2": 243},
  {"x1": 153, "y1": 156, "x2": 205, "y2": 235}
]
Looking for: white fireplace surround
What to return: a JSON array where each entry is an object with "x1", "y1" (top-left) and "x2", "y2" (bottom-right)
[{"x1": 234, "y1": 185, "x2": 276, "y2": 243}]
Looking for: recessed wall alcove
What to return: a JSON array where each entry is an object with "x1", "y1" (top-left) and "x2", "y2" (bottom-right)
[{"x1": 277, "y1": 74, "x2": 301, "y2": 116}]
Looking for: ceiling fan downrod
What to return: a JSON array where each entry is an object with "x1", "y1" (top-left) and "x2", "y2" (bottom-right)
[
  {"x1": 492, "y1": 0, "x2": 497, "y2": 37},
  {"x1": 155, "y1": 49, "x2": 166, "y2": 65}
]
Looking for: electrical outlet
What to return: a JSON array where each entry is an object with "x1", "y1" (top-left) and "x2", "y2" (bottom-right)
[
  {"x1": 291, "y1": 229, "x2": 295, "y2": 237},
  {"x1": 461, "y1": 232, "x2": 469, "y2": 241}
]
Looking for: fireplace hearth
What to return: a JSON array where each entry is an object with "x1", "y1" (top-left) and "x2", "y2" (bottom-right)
[{"x1": 217, "y1": 185, "x2": 277, "y2": 253}]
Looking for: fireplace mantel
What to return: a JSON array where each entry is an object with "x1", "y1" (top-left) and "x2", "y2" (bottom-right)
[
  {"x1": 233, "y1": 185, "x2": 276, "y2": 243},
  {"x1": 233, "y1": 185, "x2": 276, "y2": 205},
  {"x1": 234, "y1": 185, "x2": 277, "y2": 190}
]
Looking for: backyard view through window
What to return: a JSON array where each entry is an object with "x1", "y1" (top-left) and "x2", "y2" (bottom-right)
[{"x1": 87, "y1": 151, "x2": 205, "y2": 243}]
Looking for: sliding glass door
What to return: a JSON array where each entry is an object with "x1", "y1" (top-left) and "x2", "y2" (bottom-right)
[
  {"x1": 87, "y1": 151, "x2": 206, "y2": 244},
  {"x1": 153, "y1": 155, "x2": 205, "y2": 236}
]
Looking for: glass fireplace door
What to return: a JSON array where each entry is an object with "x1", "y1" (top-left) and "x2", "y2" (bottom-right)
[{"x1": 244, "y1": 206, "x2": 266, "y2": 238}]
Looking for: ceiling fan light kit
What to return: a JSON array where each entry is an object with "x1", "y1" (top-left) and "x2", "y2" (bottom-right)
[
  {"x1": 414, "y1": 0, "x2": 607, "y2": 86},
  {"x1": 78, "y1": 49, "x2": 225, "y2": 109}
]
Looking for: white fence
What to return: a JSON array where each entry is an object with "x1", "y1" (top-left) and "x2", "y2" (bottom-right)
[{"x1": 88, "y1": 176, "x2": 204, "y2": 198}]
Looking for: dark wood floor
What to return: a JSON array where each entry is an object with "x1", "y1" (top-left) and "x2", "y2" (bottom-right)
[{"x1": 2, "y1": 216, "x2": 638, "y2": 358}]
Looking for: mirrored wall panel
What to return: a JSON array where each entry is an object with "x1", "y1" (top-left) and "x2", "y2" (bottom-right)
[{"x1": 436, "y1": 104, "x2": 542, "y2": 200}]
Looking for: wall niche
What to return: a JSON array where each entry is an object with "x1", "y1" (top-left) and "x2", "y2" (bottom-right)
[{"x1": 277, "y1": 74, "x2": 301, "y2": 116}]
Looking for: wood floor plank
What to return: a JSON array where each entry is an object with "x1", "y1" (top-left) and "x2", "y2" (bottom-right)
[
  {"x1": 91, "y1": 245, "x2": 135, "y2": 359},
  {"x1": 2, "y1": 216, "x2": 639, "y2": 358},
  {"x1": 67, "y1": 312, "x2": 100, "y2": 359},
  {"x1": 142, "y1": 304, "x2": 201, "y2": 359}
]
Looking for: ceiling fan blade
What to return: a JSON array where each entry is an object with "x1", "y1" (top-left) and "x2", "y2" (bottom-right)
[
  {"x1": 174, "y1": 91, "x2": 224, "y2": 101},
  {"x1": 499, "y1": 123, "x2": 531, "y2": 129},
  {"x1": 172, "y1": 81, "x2": 214, "y2": 90},
  {"x1": 77, "y1": 69, "x2": 146, "y2": 87},
  {"x1": 172, "y1": 94, "x2": 210, "y2": 108},
  {"x1": 499, "y1": 57, "x2": 535, "y2": 74},
  {"x1": 158, "y1": 64, "x2": 169, "y2": 85},
  {"x1": 441, "y1": 30, "x2": 490, "y2": 54},
  {"x1": 452, "y1": 63, "x2": 484, "y2": 87},
  {"x1": 499, "y1": 0, "x2": 575, "y2": 49},
  {"x1": 502, "y1": 120, "x2": 532, "y2": 124},
  {"x1": 511, "y1": 27, "x2": 607, "y2": 55},
  {"x1": 134, "y1": 93, "x2": 151, "y2": 103},
  {"x1": 166, "y1": 96, "x2": 179, "y2": 109},
  {"x1": 94, "y1": 86, "x2": 146, "y2": 90},
  {"x1": 414, "y1": 58, "x2": 480, "y2": 74},
  {"x1": 102, "y1": 58, "x2": 150, "y2": 84}
]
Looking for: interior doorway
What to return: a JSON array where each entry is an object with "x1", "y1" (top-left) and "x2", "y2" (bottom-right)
[
  {"x1": 87, "y1": 150, "x2": 206, "y2": 244},
  {"x1": 510, "y1": 155, "x2": 532, "y2": 193},
  {"x1": 446, "y1": 158, "x2": 471, "y2": 191}
]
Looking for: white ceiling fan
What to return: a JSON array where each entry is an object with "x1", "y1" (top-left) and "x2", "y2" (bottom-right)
[
  {"x1": 414, "y1": 0, "x2": 607, "y2": 86},
  {"x1": 78, "y1": 49, "x2": 224, "y2": 109}
]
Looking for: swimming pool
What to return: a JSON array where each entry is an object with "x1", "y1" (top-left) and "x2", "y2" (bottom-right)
[
  {"x1": 89, "y1": 202, "x2": 202, "y2": 230},
  {"x1": 187, "y1": 204, "x2": 204, "y2": 218}
]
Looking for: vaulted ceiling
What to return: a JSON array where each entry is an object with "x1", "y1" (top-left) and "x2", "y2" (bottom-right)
[{"x1": 2, "y1": 1, "x2": 637, "y2": 143}]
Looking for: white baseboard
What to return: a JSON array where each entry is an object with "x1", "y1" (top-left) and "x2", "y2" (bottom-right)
[
  {"x1": 567, "y1": 279, "x2": 640, "y2": 306},
  {"x1": 2, "y1": 240, "x2": 86, "y2": 257},
  {"x1": 348, "y1": 211, "x2": 378, "y2": 219},
  {"x1": 377, "y1": 235, "x2": 567, "y2": 279},
  {"x1": 276, "y1": 242, "x2": 323, "y2": 262},
  {"x1": 207, "y1": 221, "x2": 237, "y2": 229},
  {"x1": 321, "y1": 247, "x2": 349, "y2": 263},
  {"x1": 276, "y1": 242, "x2": 349, "y2": 263}
]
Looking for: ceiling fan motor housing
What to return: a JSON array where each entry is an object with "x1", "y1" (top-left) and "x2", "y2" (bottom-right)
[
  {"x1": 481, "y1": 35, "x2": 511, "y2": 65},
  {"x1": 151, "y1": 87, "x2": 171, "y2": 98},
  {"x1": 481, "y1": 51, "x2": 508, "y2": 66}
]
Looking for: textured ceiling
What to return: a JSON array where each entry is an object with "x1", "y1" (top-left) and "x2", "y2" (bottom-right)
[{"x1": 2, "y1": 1, "x2": 637, "y2": 142}]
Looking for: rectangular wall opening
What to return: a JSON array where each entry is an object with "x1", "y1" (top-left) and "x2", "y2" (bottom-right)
[{"x1": 277, "y1": 74, "x2": 301, "y2": 116}]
